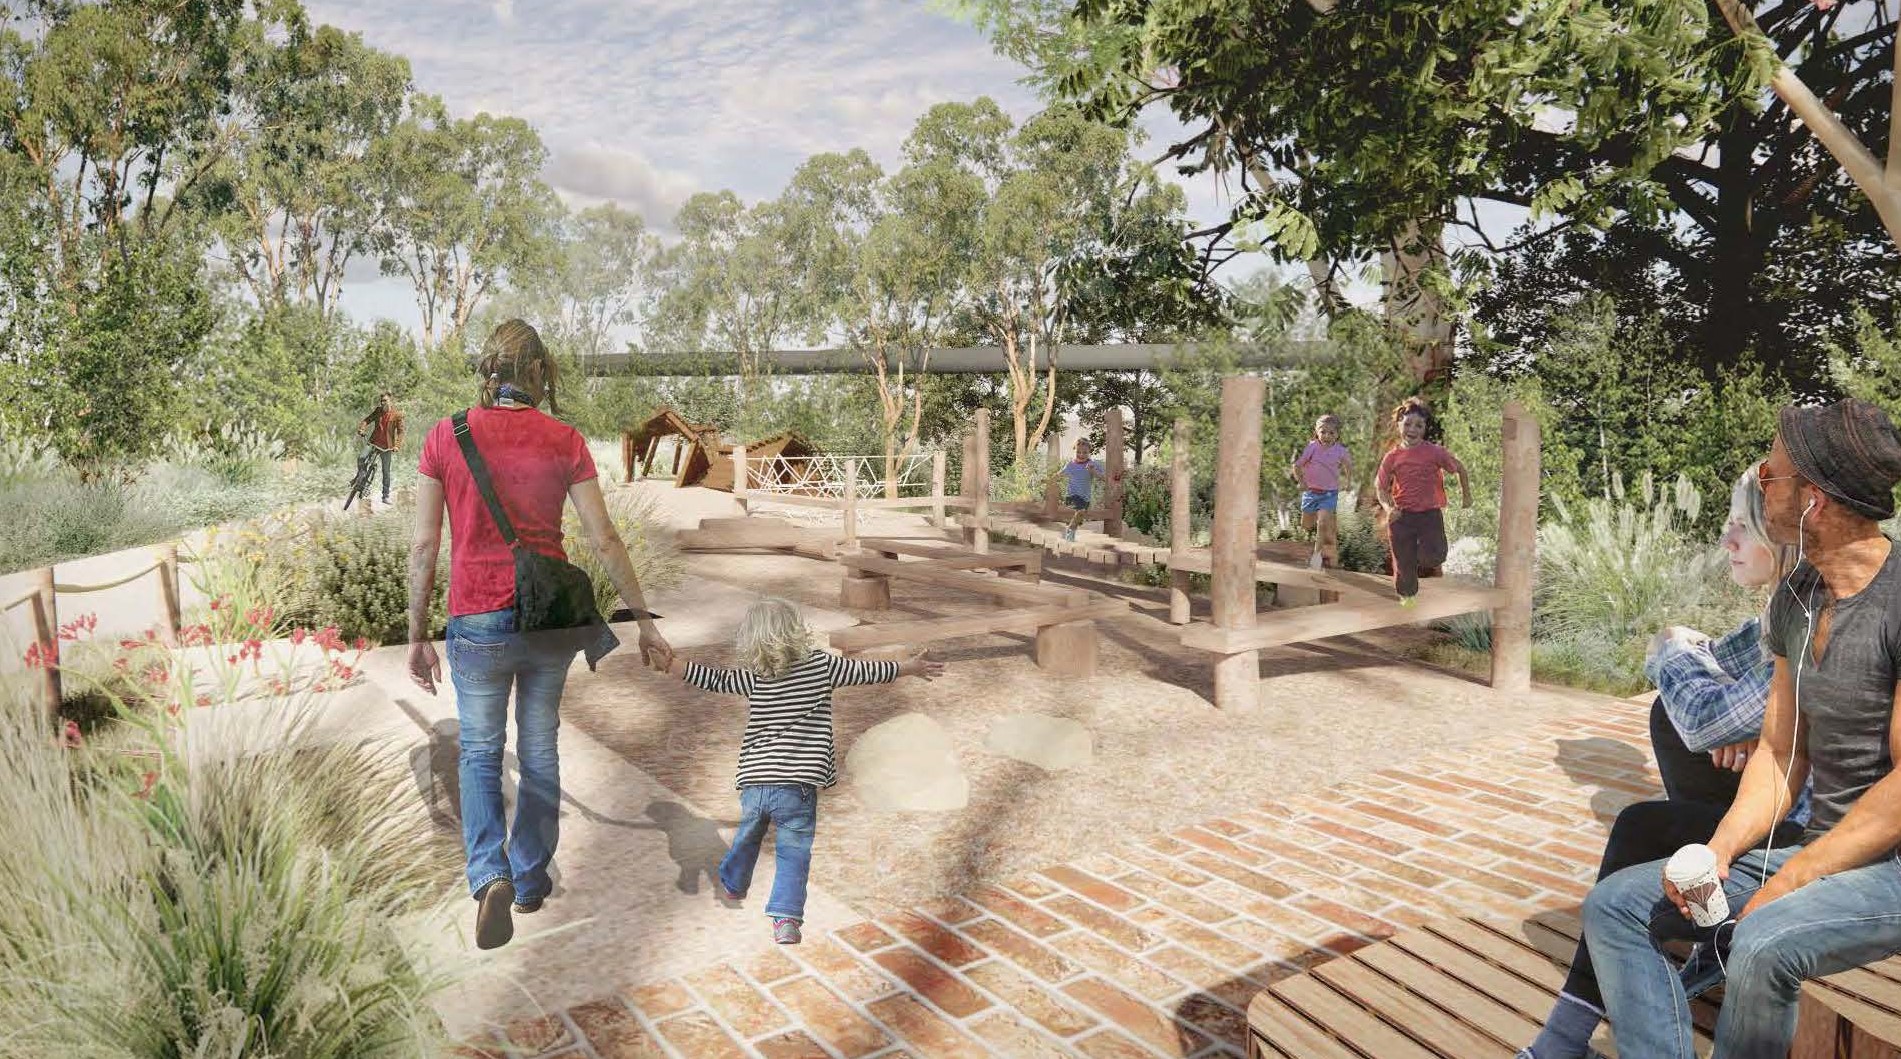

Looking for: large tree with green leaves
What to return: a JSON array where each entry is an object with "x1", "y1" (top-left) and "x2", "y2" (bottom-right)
[
  {"x1": 963, "y1": 0, "x2": 1898, "y2": 387},
  {"x1": 204, "y1": 22, "x2": 412, "y2": 319},
  {"x1": 369, "y1": 98, "x2": 560, "y2": 349},
  {"x1": 0, "y1": 0, "x2": 297, "y2": 470}
]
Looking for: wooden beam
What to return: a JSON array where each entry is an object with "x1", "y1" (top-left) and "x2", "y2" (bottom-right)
[
  {"x1": 960, "y1": 431, "x2": 977, "y2": 548},
  {"x1": 973, "y1": 409, "x2": 991, "y2": 555},
  {"x1": 838, "y1": 554, "x2": 1086, "y2": 607},
  {"x1": 843, "y1": 457, "x2": 859, "y2": 550},
  {"x1": 931, "y1": 450, "x2": 946, "y2": 529},
  {"x1": 1166, "y1": 549, "x2": 1388, "y2": 596},
  {"x1": 1491, "y1": 401, "x2": 1539, "y2": 692},
  {"x1": 1043, "y1": 432, "x2": 1062, "y2": 520},
  {"x1": 862, "y1": 538, "x2": 1041, "y2": 573},
  {"x1": 1212, "y1": 377, "x2": 1265, "y2": 711},
  {"x1": 1170, "y1": 417, "x2": 1193, "y2": 625},
  {"x1": 1104, "y1": 405, "x2": 1126, "y2": 538},
  {"x1": 29, "y1": 565, "x2": 59, "y2": 727},
  {"x1": 830, "y1": 600, "x2": 1127, "y2": 653},
  {"x1": 732, "y1": 444, "x2": 749, "y2": 515},
  {"x1": 1180, "y1": 583, "x2": 1510, "y2": 654}
]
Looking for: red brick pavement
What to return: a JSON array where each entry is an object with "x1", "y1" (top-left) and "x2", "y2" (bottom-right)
[{"x1": 455, "y1": 695, "x2": 1662, "y2": 1058}]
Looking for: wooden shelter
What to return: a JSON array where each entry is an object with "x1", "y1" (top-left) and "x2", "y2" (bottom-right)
[
  {"x1": 621, "y1": 407, "x2": 721, "y2": 486},
  {"x1": 620, "y1": 407, "x2": 825, "y2": 493}
]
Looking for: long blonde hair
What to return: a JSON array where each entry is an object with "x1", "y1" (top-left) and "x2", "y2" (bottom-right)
[
  {"x1": 1729, "y1": 468, "x2": 1799, "y2": 656},
  {"x1": 736, "y1": 597, "x2": 813, "y2": 679},
  {"x1": 476, "y1": 319, "x2": 561, "y2": 416}
]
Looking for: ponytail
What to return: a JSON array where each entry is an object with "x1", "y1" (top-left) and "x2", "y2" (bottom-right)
[{"x1": 475, "y1": 319, "x2": 561, "y2": 417}]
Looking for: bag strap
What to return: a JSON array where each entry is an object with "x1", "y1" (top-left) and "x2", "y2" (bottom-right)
[{"x1": 451, "y1": 410, "x2": 521, "y2": 548}]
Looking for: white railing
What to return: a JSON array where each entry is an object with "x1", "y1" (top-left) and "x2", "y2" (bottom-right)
[{"x1": 747, "y1": 453, "x2": 934, "y2": 498}]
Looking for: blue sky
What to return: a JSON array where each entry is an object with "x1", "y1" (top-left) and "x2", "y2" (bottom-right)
[{"x1": 303, "y1": 0, "x2": 1255, "y2": 335}]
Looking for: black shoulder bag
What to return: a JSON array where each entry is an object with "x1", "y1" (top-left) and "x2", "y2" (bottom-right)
[{"x1": 451, "y1": 410, "x2": 652, "y2": 670}]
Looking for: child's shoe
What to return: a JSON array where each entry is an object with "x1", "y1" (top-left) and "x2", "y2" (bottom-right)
[
  {"x1": 1308, "y1": 552, "x2": 1324, "y2": 570},
  {"x1": 773, "y1": 917, "x2": 802, "y2": 945},
  {"x1": 1398, "y1": 594, "x2": 1418, "y2": 609},
  {"x1": 1062, "y1": 527, "x2": 1076, "y2": 542}
]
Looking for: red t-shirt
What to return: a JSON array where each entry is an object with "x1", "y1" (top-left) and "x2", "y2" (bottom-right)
[
  {"x1": 1376, "y1": 442, "x2": 1458, "y2": 512},
  {"x1": 418, "y1": 406, "x2": 598, "y2": 616}
]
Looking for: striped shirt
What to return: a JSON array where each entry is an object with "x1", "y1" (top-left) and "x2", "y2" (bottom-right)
[{"x1": 683, "y1": 651, "x2": 901, "y2": 789}]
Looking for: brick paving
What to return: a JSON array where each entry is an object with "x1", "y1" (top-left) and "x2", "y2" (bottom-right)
[{"x1": 455, "y1": 694, "x2": 1663, "y2": 1058}]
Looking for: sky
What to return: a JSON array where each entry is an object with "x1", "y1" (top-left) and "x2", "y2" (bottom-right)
[{"x1": 301, "y1": 0, "x2": 1264, "y2": 337}]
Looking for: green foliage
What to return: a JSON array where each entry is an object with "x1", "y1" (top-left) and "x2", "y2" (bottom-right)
[
  {"x1": 564, "y1": 490, "x2": 686, "y2": 618},
  {"x1": 0, "y1": 684, "x2": 458, "y2": 1056},
  {"x1": 0, "y1": 476, "x2": 174, "y2": 575},
  {"x1": 293, "y1": 505, "x2": 446, "y2": 647},
  {"x1": 1537, "y1": 471, "x2": 1731, "y2": 655}
]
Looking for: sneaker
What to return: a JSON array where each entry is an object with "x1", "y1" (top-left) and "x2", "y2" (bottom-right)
[
  {"x1": 1398, "y1": 594, "x2": 1418, "y2": 609},
  {"x1": 1308, "y1": 552, "x2": 1324, "y2": 570},
  {"x1": 1063, "y1": 527, "x2": 1076, "y2": 542},
  {"x1": 720, "y1": 887, "x2": 746, "y2": 905},
  {"x1": 474, "y1": 879, "x2": 515, "y2": 950},
  {"x1": 773, "y1": 917, "x2": 802, "y2": 945},
  {"x1": 512, "y1": 895, "x2": 544, "y2": 915}
]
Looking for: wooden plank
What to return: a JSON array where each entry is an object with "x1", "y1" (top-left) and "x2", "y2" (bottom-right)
[
  {"x1": 1421, "y1": 921, "x2": 1568, "y2": 993},
  {"x1": 1356, "y1": 941, "x2": 1545, "y2": 1050},
  {"x1": 828, "y1": 600, "x2": 1126, "y2": 652},
  {"x1": 1181, "y1": 583, "x2": 1510, "y2": 654},
  {"x1": 697, "y1": 516, "x2": 791, "y2": 531},
  {"x1": 1311, "y1": 957, "x2": 1513, "y2": 1057},
  {"x1": 1809, "y1": 968, "x2": 1901, "y2": 1045},
  {"x1": 861, "y1": 538, "x2": 1039, "y2": 571},
  {"x1": 1270, "y1": 974, "x2": 1440, "y2": 1059},
  {"x1": 677, "y1": 526, "x2": 809, "y2": 550},
  {"x1": 837, "y1": 555, "x2": 1082, "y2": 606},
  {"x1": 1385, "y1": 932, "x2": 1552, "y2": 1020},
  {"x1": 1167, "y1": 548, "x2": 1390, "y2": 596},
  {"x1": 742, "y1": 491, "x2": 845, "y2": 510},
  {"x1": 1247, "y1": 991, "x2": 1367, "y2": 1059}
]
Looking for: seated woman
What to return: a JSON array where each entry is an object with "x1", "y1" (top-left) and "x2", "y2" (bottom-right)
[{"x1": 1517, "y1": 469, "x2": 1810, "y2": 1059}]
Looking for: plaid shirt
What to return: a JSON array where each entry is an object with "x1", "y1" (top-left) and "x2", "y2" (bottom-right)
[{"x1": 1645, "y1": 617, "x2": 1811, "y2": 825}]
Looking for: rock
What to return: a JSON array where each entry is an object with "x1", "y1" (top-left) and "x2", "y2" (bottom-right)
[
  {"x1": 844, "y1": 713, "x2": 968, "y2": 811},
  {"x1": 984, "y1": 714, "x2": 1092, "y2": 772}
]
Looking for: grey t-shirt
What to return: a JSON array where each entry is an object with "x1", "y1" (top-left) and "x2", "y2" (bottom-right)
[{"x1": 1764, "y1": 544, "x2": 1901, "y2": 842}]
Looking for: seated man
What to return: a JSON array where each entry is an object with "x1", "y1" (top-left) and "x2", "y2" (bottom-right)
[{"x1": 1582, "y1": 398, "x2": 1901, "y2": 1058}]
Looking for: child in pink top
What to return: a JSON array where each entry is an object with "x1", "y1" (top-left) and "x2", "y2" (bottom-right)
[
  {"x1": 1290, "y1": 414, "x2": 1352, "y2": 569},
  {"x1": 1374, "y1": 398, "x2": 1471, "y2": 605}
]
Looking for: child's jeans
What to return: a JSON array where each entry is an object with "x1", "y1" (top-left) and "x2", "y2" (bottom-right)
[
  {"x1": 1388, "y1": 507, "x2": 1448, "y2": 597},
  {"x1": 721, "y1": 783, "x2": 818, "y2": 921}
]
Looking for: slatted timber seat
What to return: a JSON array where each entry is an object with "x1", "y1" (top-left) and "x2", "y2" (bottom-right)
[
  {"x1": 1248, "y1": 912, "x2": 1716, "y2": 1058},
  {"x1": 1248, "y1": 911, "x2": 1901, "y2": 1058}
]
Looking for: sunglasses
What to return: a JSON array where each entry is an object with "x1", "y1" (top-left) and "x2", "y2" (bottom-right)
[{"x1": 1756, "y1": 460, "x2": 1800, "y2": 487}]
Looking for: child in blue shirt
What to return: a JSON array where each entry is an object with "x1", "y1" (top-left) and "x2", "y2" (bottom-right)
[{"x1": 1058, "y1": 438, "x2": 1119, "y2": 542}]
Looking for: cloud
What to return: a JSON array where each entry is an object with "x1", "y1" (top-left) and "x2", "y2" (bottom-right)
[{"x1": 542, "y1": 143, "x2": 699, "y2": 232}]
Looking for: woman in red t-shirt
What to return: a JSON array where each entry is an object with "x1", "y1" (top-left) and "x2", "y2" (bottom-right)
[
  {"x1": 404, "y1": 319, "x2": 670, "y2": 950},
  {"x1": 1374, "y1": 398, "x2": 1471, "y2": 605}
]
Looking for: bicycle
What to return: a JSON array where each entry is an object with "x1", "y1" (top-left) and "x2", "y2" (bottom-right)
[{"x1": 343, "y1": 445, "x2": 382, "y2": 510}]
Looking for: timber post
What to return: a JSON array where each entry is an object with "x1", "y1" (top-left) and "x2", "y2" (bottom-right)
[
  {"x1": 1490, "y1": 401, "x2": 1539, "y2": 693},
  {"x1": 1169, "y1": 418, "x2": 1193, "y2": 625},
  {"x1": 1211, "y1": 378, "x2": 1264, "y2": 712}
]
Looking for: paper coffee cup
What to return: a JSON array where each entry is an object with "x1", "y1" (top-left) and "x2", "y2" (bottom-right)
[{"x1": 1665, "y1": 844, "x2": 1730, "y2": 928}]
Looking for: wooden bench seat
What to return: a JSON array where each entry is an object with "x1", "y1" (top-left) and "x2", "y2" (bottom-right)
[
  {"x1": 838, "y1": 554, "x2": 1084, "y2": 608},
  {"x1": 1248, "y1": 911, "x2": 1901, "y2": 1059}
]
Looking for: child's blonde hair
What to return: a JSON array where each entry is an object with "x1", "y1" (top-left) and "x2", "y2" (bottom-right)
[
  {"x1": 736, "y1": 597, "x2": 814, "y2": 679},
  {"x1": 1315, "y1": 414, "x2": 1341, "y2": 433}
]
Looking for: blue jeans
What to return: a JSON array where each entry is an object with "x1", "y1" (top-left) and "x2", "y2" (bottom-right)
[
  {"x1": 447, "y1": 608, "x2": 574, "y2": 902},
  {"x1": 1584, "y1": 844, "x2": 1901, "y2": 1057},
  {"x1": 375, "y1": 448, "x2": 393, "y2": 501},
  {"x1": 720, "y1": 783, "x2": 817, "y2": 921}
]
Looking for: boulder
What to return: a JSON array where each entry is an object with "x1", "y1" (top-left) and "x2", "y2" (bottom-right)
[
  {"x1": 984, "y1": 713, "x2": 1092, "y2": 772},
  {"x1": 844, "y1": 713, "x2": 967, "y2": 811}
]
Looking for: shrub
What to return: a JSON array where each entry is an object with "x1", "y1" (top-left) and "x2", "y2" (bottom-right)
[
  {"x1": 1118, "y1": 464, "x2": 1172, "y2": 539},
  {"x1": 1334, "y1": 497, "x2": 1390, "y2": 575},
  {"x1": 296, "y1": 506, "x2": 445, "y2": 646},
  {"x1": 565, "y1": 489, "x2": 686, "y2": 617},
  {"x1": 1536, "y1": 470, "x2": 1724, "y2": 648},
  {"x1": 0, "y1": 476, "x2": 174, "y2": 574},
  {"x1": 0, "y1": 678, "x2": 459, "y2": 1055}
]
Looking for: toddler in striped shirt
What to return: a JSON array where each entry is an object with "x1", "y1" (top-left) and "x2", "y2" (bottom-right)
[{"x1": 650, "y1": 597, "x2": 943, "y2": 944}]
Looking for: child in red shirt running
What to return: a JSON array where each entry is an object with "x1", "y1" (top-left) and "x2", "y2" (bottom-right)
[{"x1": 1374, "y1": 398, "x2": 1471, "y2": 606}]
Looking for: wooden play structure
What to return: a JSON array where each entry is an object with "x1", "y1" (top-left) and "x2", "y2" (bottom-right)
[
  {"x1": 619, "y1": 407, "x2": 821, "y2": 493},
  {"x1": 829, "y1": 534, "x2": 1125, "y2": 678},
  {"x1": 1244, "y1": 907, "x2": 1901, "y2": 1058},
  {"x1": 957, "y1": 377, "x2": 1538, "y2": 711}
]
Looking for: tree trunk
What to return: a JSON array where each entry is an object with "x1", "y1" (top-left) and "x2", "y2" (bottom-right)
[{"x1": 1381, "y1": 220, "x2": 1454, "y2": 391}]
